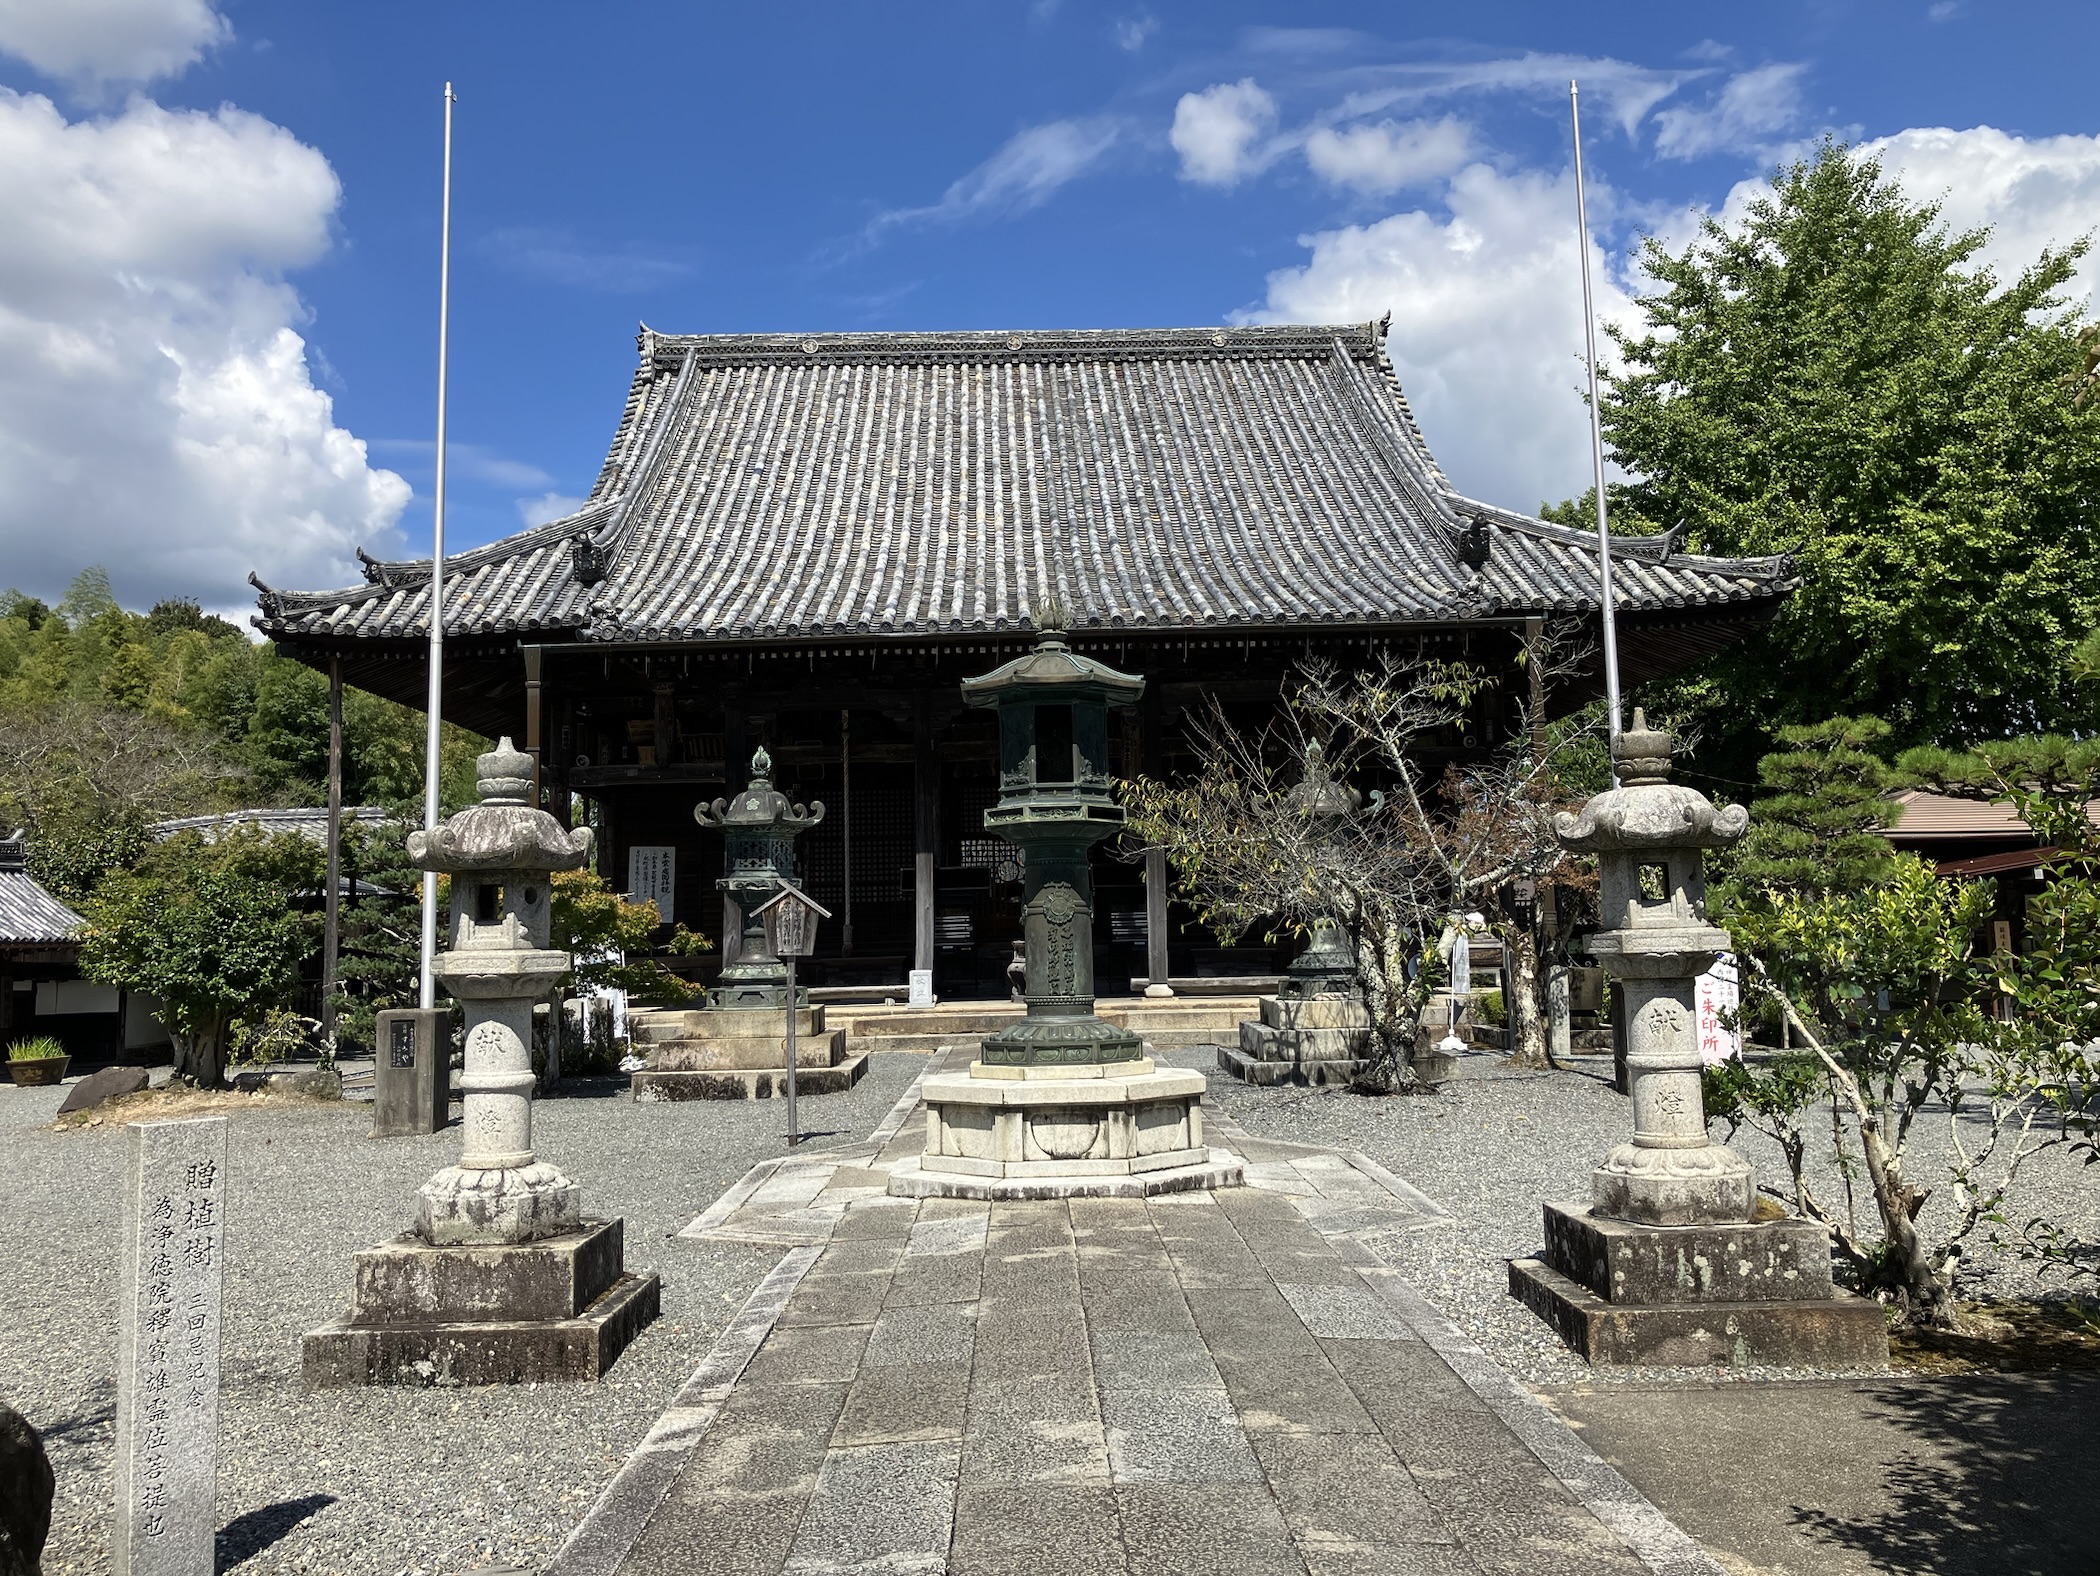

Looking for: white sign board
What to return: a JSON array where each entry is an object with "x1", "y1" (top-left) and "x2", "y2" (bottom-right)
[
  {"x1": 1695, "y1": 953, "x2": 1741, "y2": 1065},
  {"x1": 1449, "y1": 932, "x2": 1472, "y2": 998},
  {"x1": 908, "y1": 968, "x2": 935, "y2": 1008},
  {"x1": 627, "y1": 845, "x2": 676, "y2": 926}
]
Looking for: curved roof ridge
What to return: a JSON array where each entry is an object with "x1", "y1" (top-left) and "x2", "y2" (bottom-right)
[{"x1": 1445, "y1": 492, "x2": 1796, "y2": 579}]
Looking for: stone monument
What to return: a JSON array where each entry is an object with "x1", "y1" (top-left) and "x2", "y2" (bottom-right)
[
  {"x1": 1508, "y1": 712, "x2": 1888, "y2": 1366},
  {"x1": 627, "y1": 747, "x2": 868, "y2": 1100},
  {"x1": 1221, "y1": 743, "x2": 1377, "y2": 1087},
  {"x1": 889, "y1": 606, "x2": 1240, "y2": 1199},
  {"x1": 303, "y1": 740, "x2": 659, "y2": 1386},
  {"x1": 117, "y1": 1116, "x2": 225, "y2": 1576}
]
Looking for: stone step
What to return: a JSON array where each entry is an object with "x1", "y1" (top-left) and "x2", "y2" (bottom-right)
[{"x1": 647, "y1": 1028, "x2": 850, "y2": 1072}]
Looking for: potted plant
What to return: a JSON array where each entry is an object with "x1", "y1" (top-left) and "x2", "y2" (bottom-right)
[{"x1": 7, "y1": 1035, "x2": 71, "y2": 1086}]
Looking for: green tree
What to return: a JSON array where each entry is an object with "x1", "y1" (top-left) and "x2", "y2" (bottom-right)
[
  {"x1": 330, "y1": 808, "x2": 427, "y2": 1051},
  {"x1": 1720, "y1": 716, "x2": 1901, "y2": 900},
  {"x1": 77, "y1": 828, "x2": 321, "y2": 1086},
  {"x1": 1602, "y1": 141, "x2": 2100, "y2": 774}
]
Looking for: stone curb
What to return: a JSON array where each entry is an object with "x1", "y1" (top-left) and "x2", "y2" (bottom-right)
[{"x1": 544, "y1": 1240, "x2": 825, "y2": 1576}]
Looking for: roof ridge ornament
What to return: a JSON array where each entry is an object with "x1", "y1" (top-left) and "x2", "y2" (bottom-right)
[{"x1": 1031, "y1": 597, "x2": 1071, "y2": 640}]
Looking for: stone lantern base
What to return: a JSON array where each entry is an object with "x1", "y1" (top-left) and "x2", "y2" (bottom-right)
[
  {"x1": 1509, "y1": 1202, "x2": 1888, "y2": 1368},
  {"x1": 1219, "y1": 994, "x2": 1374, "y2": 1087},
  {"x1": 628, "y1": 1003, "x2": 869, "y2": 1101},
  {"x1": 887, "y1": 1059, "x2": 1243, "y2": 1200},
  {"x1": 303, "y1": 1219, "x2": 660, "y2": 1388}
]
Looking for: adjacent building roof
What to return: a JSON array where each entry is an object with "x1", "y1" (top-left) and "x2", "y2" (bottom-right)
[
  {"x1": 1885, "y1": 790, "x2": 2100, "y2": 844},
  {"x1": 0, "y1": 836, "x2": 85, "y2": 948},
  {"x1": 254, "y1": 322, "x2": 1795, "y2": 646},
  {"x1": 152, "y1": 807, "x2": 390, "y2": 845}
]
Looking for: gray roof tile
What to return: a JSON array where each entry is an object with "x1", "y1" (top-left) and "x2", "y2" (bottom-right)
[{"x1": 255, "y1": 323, "x2": 1793, "y2": 643}]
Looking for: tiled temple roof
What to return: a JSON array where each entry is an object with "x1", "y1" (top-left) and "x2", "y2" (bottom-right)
[
  {"x1": 0, "y1": 836, "x2": 84, "y2": 946},
  {"x1": 254, "y1": 322, "x2": 1793, "y2": 644}
]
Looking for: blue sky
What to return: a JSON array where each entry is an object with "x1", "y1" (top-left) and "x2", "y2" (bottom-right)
[{"x1": 1, "y1": 1, "x2": 2097, "y2": 615}]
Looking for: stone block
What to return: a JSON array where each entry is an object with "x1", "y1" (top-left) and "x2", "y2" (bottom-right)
[
  {"x1": 1508, "y1": 1255, "x2": 1886, "y2": 1368},
  {"x1": 648, "y1": 1026, "x2": 848, "y2": 1071},
  {"x1": 1257, "y1": 995, "x2": 1370, "y2": 1032},
  {"x1": 302, "y1": 1269, "x2": 659, "y2": 1388},
  {"x1": 372, "y1": 1008, "x2": 450, "y2": 1137},
  {"x1": 629, "y1": 1052, "x2": 870, "y2": 1101},
  {"x1": 888, "y1": 1151, "x2": 1245, "y2": 1202},
  {"x1": 1214, "y1": 1044, "x2": 1367, "y2": 1089},
  {"x1": 1540, "y1": 1200, "x2": 1835, "y2": 1306},
  {"x1": 116, "y1": 1117, "x2": 225, "y2": 1576},
  {"x1": 348, "y1": 1220, "x2": 625, "y2": 1324}
]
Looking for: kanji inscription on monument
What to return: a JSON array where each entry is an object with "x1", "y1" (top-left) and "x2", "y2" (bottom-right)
[{"x1": 117, "y1": 1116, "x2": 226, "y2": 1576}]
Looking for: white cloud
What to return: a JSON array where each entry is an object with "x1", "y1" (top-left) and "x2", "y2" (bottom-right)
[
  {"x1": 0, "y1": 0, "x2": 228, "y2": 88},
  {"x1": 1304, "y1": 117, "x2": 1473, "y2": 196},
  {"x1": 1112, "y1": 14, "x2": 1158, "y2": 51},
  {"x1": 865, "y1": 116, "x2": 1124, "y2": 240},
  {"x1": 1246, "y1": 161, "x2": 1633, "y2": 515},
  {"x1": 1652, "y1": 62, "x2": 1808, "y2": 160},
  {"x1": 482, "y1": 227, "x2": 693, "y2": 294},
  {"x1": 517, "y1": 492, "x2": 587, "y2": 528},
  {"x1": 1867, "y1": 125, "x2": 2100, "y2": 308},
  {"x1": 0, "y1": 89, "x2": 409, "y2": 611},
  {"x1": 369, "y1": 439, "x2": 554, "y2": 494},
  {"x1": 1170, "y1": 78, "x2": 1280, "y2": 188}
]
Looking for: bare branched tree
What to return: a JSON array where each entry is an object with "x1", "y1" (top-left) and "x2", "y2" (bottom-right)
[{"x1": 1124, "y1": 628, "x2": 1598, "y2": 1089}]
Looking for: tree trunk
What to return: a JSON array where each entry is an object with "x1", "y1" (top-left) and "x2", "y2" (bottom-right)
[
  {"x1": 1504, "y1": 922, "x2": 1548, "y2": 1068},
  {"x1": 172, "y1": 1015, "x2": 229, "y2": 1088}
]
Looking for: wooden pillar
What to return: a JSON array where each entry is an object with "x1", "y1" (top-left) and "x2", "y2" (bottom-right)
[
  {"x1": 322, "y1": 655, "x2": 344, "y2": 1048},
  {"x1": 1139, "y1": 687, "x2": 1171, "y2": 992},
  {"x1": 0, "y1": 954, "x2": 15, "y2": 1043},
  {"x1": 523, "y1": 645, "x2": 544, "y2": 807},
  {"x1": 721, "y1": 692, "x2": 745, "y2": 963},
  {"x1": 652, "y1": 681, "x2": 677, "y2": 768},
  {"x1": 913, "y1": 695, "x2": 938, "y2": 977},
  {"x1": 840, "y1": 707, "x2": 854, "y2": 956}
]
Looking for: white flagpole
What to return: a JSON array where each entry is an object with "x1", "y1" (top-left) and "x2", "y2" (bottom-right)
[
  {"x1": 1570, "y1": 80, "x2": 1623, "y2": 746},
  {"x1": 419, "y1": 82, "x2": 456, "y2": 1011}
]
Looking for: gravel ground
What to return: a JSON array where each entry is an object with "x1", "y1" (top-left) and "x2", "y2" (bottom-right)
[
  {"x1": 1169, "y1": 1045, "x2": 2100, "y2": 1388},
  {"x1": 9, "y1": 1037, "x2": 2094, "y2": 1575},
  {"x1": 0, "y1": 1053, "x2": 922, "y2": 1576}
]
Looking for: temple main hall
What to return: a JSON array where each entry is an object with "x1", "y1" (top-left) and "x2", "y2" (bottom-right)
[{"x1": 253, "y1": 320, "x2": 1793, "y2": 998}]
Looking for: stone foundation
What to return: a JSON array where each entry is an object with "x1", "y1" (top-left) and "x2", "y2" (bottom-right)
[
  {"x1": 1508, "y1": 1201, "x2": 1888, "y2": 1367},
  {"x1": 629, "y1": 1003, "x2": 867, "y2": 1100},
  {"x1": 302, "y1": 1219, "x2": 660, "y2": 1387},
  {"x1": 1222, "y1": 994, "x2": 1373, "y2": 1087},
  {"x1": 895, "y1": 1060, "x2": 1238, "y2": 1198}
]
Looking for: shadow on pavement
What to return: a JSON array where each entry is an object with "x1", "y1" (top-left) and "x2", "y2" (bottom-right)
[
  {"x1": 1792, "y1": 1372, "x2": 2100, "y2": 1575},
  {"x1": 1550, "y1": 1371, "x2": 2100, "y2": 1576}
]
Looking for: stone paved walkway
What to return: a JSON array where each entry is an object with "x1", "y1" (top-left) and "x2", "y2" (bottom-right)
[{"x1": 550, "y1": 1067, "x2": 1720, "y2": 1576}]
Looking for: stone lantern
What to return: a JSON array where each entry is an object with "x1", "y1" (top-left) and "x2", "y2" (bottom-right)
[
  {"x1": 627, "y1": 748, "x2": 862, "y2": 1100},
  {"x1": 696, "y1": 746, "x2": 825, "y2": 1009},
  {"x1": 1222, "y1": 742, "x2": 1376, "y2": 1087},
  {"x1": 1508, "y1": 712, "x2": 1886, "y2": 1367},
  {"x1": 303, "y1": 739, "x2": 660, "y2": 1385},
  {"x1": 889, "y1": 605, "x2": 1240, "y2": 1198}
]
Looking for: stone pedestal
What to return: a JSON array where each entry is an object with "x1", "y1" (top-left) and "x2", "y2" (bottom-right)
[
  {"x1": 303, "y1": 1219, "x2": 660, "y2": 1387},
  {"x1": 890, "y1": 1059, "x2": 1241, "y2": 1200},
  {"x1": 1219, "y1": 994, "x2": 1372, "y2": 1086},
  {"x1": 629, "y1": 1003, "x2": 868, "y2": 1100},
  {"x1": 1510, "y1": 1203, "x2": 1888, "y2": 1367}
]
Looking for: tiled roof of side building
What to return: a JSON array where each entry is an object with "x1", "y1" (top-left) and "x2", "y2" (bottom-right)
[
  {"x1": 0, "y1": 838, "x2": 86, "y2": 945},
  {"x1": 253, "y1": 322, "x2": 1796, "y2": 643}
]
